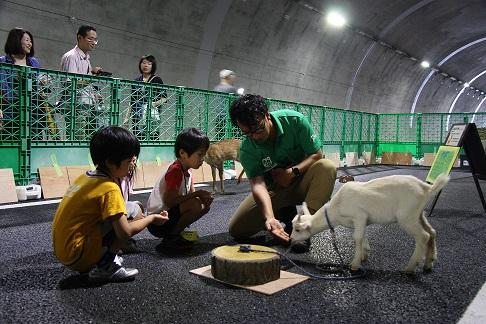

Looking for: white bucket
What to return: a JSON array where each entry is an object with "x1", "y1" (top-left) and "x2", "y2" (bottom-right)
[
  {"x1": 223, "y1": 169, "x2": 237, "y2": 180},
  {"x1": 16, "y1": 187, "x2": 27, "y2": 201},
  {"x1": 16, "y1": 185, "x2": 42, "y2": 201}
]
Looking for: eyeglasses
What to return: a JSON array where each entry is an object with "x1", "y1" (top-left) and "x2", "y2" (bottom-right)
[
  {"x1": 86, "y1": 37, "x2": 98, "y2": 45},
  {"x1": 242, "y1": 119, "x2": 266, "y2": 137}
]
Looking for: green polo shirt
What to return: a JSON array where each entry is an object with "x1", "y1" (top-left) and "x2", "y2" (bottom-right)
[{"x1": 240, "y1": 109, "x2": 321, "y2": 186}]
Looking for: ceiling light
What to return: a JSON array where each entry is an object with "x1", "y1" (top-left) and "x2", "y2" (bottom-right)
[
  {"x1": 464, "y1": 82, "x2": 470, "y2": 87},
  {"x1": 237, "y1": 88, "x2": 245, "y2": 95},
  {"x1": 420, "y1": 61, "x2": 430, "y2": 68},
  {"x1": 326, "y1": 11, "x2": 346, "y2": 27}
]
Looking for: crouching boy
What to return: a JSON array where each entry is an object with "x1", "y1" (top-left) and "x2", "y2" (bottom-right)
[
  {"x1": 147, "y1": 127, "x2": 214, "y2": 253},
  {"x1": 52, "y1": 126, "x2": 168, "y2": 282}
]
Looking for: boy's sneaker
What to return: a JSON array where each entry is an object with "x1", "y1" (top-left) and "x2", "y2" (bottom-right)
[
  {"x1": 156, "y1": 234, "x2": 194, "y2": 253},
  {"x1": 88, "y1": 262, "x2": 138, "y2": 282},
  {"x1": 114, "y1": 254, "x2": 124, "y2": 266},
  {"x1": 290, "y1": 238, "x2": 311, "y2": 253}
]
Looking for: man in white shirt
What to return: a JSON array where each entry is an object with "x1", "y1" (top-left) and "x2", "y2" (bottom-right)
[
  {"x1": 60, "y1": 25, "x2": 103, "y2": 140},
  {"x1": 61, "y1": 25, "x2": 101, "y2": 75}
]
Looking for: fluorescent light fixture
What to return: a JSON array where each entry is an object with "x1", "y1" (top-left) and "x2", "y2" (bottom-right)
[
  {"x1": 326, "y1": 11, "x2": 346, "y2": 27},
  {"x1": 420, "y1": 61, "x2": 430, "y2": 68},
  {"x1": 237, "y1": 88, "x2": 245, "y2": 95}
]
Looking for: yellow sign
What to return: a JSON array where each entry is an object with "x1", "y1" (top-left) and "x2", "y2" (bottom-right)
[{"x1": 426, "y1": 146, "x2": 460, "y2": 183}]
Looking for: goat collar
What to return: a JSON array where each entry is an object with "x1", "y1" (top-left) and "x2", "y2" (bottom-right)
[{"x1": 324, "y1": 206, "x2": 335, "y2": 233}]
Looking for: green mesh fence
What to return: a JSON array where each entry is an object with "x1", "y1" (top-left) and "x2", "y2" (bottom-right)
[{"x1": 3, "y1": 62, "x2": 486, "y2": 184}]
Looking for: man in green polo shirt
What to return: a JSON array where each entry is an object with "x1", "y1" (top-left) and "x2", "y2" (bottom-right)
[{"x1": 228, "y1": 94, "x2": 337, "y2": 253}]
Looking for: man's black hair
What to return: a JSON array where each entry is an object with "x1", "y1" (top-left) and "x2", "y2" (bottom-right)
[
  {"x1": 4, "y1": 28, "x2": 35, "y2": 57},
  {"x1": 138, "y1": 55, "x2": 157, "y2": 75},
  {"x1": 174, "y1": 128, "x2": 209, "y2": 158},
  {"x1": 229, "y1": 94, "x2": 268, "y2": 128},
  {"x1": 77, "y1": 25, "x2": 96, "y2": 39},
  {"x1": 90, "y1": 126, "x2": 140, "y2": 170}
]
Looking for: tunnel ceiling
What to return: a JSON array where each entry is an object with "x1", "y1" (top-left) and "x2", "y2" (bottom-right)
[
  {"x1": 2, "y1": 0, "x2": 486, "y2": 114},
  {"x1": 207, "y1": 0, "x2": 486, "y2": 114},
  {"x1": 289, "y1": 0, "x2": 486, "y2": 113}
]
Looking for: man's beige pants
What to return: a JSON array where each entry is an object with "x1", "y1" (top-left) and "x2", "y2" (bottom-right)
[{"x1": 228, "y1": 158, "x2": 337, "y2": 239}]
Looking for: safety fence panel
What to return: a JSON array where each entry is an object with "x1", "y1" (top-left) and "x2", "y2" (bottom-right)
[
  {"x1": 0, "y1": 63, "x2": 29, "y2": 183},
  {"x1": 183, "y1": 89, "x2": 208, "y2": 138},
  {"x1": 361, "y1": 113, "x2": 377, "y2": 143},
  {"x1": 322, "y1": 108, "x2": 345, "y2": 144},
  {"x1": 299, "y1": 103, "x2": 325, "y2": 143},
  {"x1": 378, "y1": 114, "x2": 399, "y2": 143},
  {"x1": 343, "y1": 110, "x2": 362, "y2": 143},
  {"x1": 397, "y1": 114, "x2": 418, "y2": 143},
  {"x1": 4, "y1": 62, "x2": 486, "y2": 184},
  {"x1": 267, "y1": 98, "x2": 299, "y2": 112},
  {"x1": 420, "y1": 114, "x2": 445, "y2": 144},
  {"x1": 470, "y1": 113, "x2": 486, "y2": 128},
  {"x1": 118, "y1": 80, "x2": 179, "y2": 143},
  {"x1": 0, "y1": 63, "x2": 23, "y2": 143}
]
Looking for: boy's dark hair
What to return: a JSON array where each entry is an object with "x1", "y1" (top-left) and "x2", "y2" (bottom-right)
[
  {"x1": 174, "y1": 128, "x2": 209, "y2": 158},
  {"x1": 77, "y1": 25, "x2": 96, "y2": 39},
  {"x1": 229, "y1": 94, "x2": 268, "y2": 128},
  {"x1": 138, "y1": 55, "x2": 157, "y2": 75},
  {"x1": 90, "y1": 126, "x2": 140, "y2": 170},
  {"x1": 4, "y1": 28, "x2": 35, "y2": 57}
]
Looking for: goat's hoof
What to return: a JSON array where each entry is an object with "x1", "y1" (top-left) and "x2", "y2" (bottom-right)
[
  {"x1": 350, "y1": 264, "x2": 361, "y2": 272},
  {"x1": 423, "y1": 263, "x2": 434, "y2": 272}
]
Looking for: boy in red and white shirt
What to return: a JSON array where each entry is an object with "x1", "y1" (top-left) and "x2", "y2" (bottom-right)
[{"x1": 147, "y1": 128, "x2": 213, "y2": 252}]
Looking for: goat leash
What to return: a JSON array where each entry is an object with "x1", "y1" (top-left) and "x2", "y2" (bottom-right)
[{"x1": 324, "y1": 207, "x2": 345, "y2": 266}]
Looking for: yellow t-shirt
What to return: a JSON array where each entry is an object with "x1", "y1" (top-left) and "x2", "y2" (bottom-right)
[{"x1": 52, "y1": 172, "x2": 127, "y2": 272}]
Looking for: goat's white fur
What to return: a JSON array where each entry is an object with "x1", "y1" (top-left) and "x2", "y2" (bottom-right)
[{"x1": 291, "y1": 174, "x2": 449, "y2": 273}]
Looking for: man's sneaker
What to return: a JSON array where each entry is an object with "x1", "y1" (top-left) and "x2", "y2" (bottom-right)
[
  {"x1": 120, "y1": 238, "x2": 140, "y2": 254},
  {"x1": 89, "y1": 262, "x2": 138, "y2": 282},
  {"x1": 290, "y1": 238, "x2": 311, "y2": 253},
  {"x1": 156, "y1": 234, "x2": 194, "y2": 253}
]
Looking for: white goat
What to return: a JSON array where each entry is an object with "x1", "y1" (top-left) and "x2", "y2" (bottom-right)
[{"x1": 291, "y1": 174, "x2": 450, "y2": 273}]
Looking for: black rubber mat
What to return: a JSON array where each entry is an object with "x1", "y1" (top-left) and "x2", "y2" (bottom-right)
[{"x1": 0, "y1": 167, "x2": 485, "y2": 323}]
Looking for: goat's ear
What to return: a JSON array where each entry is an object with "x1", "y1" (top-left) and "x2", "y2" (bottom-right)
[{"x1": 302, "y1": 202, "x2": 310, "y2": 215}]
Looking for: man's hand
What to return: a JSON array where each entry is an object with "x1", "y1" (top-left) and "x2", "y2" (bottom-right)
[
  {"x1": 265, "y1": 218, "x2": 290, "y2": 242},
  {"x1": 270, "y1": 167, "x2": 294, "y2": 188},
  {"x1": 195, "y1": 190, "x2": 214, "y2": 207},
  {"x1": 91, "y1": 66, "x2": 102, "y2": 75},
  {"x1": 150, "y1": 210, "x2": 169, "y2": 225}
]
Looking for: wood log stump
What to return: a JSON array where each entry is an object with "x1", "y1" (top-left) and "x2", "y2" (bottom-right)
[{"x1": 211, "y1": 245, "x2": 280, "y2": 285}]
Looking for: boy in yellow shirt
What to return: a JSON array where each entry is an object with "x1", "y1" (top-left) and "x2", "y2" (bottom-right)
[{"x1": 52, "y1": 126, "x2": 168, "y2": 282}]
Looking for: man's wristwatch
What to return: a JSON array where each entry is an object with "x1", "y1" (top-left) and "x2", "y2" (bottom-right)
[{"x1": 291, "y1": 167, "x2": 301, "y2": 178}]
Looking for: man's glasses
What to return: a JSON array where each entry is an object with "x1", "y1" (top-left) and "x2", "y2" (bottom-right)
[
  {"x1": 242, "y1": 119, "x2": 266, "y2": 136},
  {"x1": 86, "y1": 37, "x2": 98, "y2": 45}
]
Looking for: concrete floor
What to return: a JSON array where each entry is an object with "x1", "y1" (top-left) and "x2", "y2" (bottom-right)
[{"x1": 0, "y1": 166, "x2": 485, "y2": 323}]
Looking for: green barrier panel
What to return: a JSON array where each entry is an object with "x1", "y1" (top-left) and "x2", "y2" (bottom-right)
[{"x1": 5, "y1": 63, "x2": 486, "y2": 185}]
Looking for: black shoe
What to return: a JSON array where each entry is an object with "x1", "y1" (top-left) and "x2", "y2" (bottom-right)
[
  {"x1": 277, "y1": 205, "x2": 298, "y2": 235},
  {"x1": 290, "y1": 238, "x2": 311, "y2": 253},
  {"x1": 156, "y1": 235, "x2": 194, "y2": 254}
]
